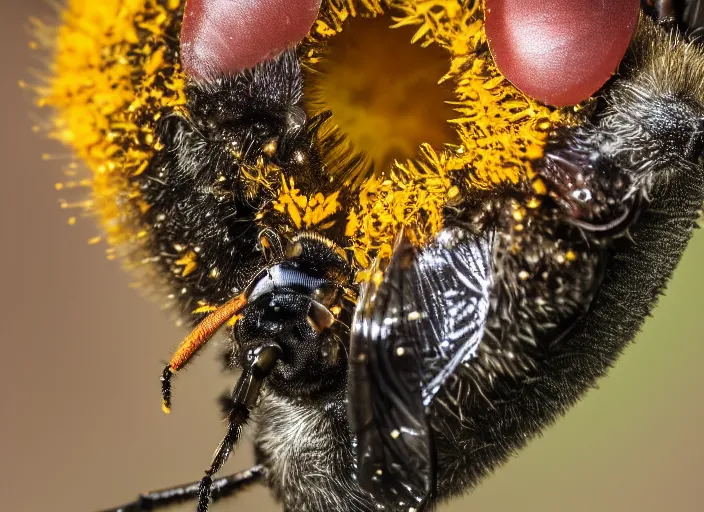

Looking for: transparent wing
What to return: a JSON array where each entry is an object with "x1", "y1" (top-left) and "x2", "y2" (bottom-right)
[{"x1": 347, "y1": 227, "x2": 492, "y2": 511}]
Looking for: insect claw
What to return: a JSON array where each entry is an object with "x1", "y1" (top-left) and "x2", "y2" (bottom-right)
[{"x1": 160, "y1": 365, "x2": 174, "y2": 414}]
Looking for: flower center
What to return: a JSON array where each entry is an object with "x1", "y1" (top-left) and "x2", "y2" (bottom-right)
[{"x1": 305, "y1": 13, "x2": 458, "y2": 176}]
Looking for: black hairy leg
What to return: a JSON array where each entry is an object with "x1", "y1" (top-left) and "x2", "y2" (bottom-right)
[
  {"x1": 647, "y1": 0, "x2": 678, "y2": 25},
  {"x1": 195, "y1": 344, "x2": 281, "y2": 512},
  {"x1": 99, "y1": 466, "x2": 265, "y2": 512},
  {"x1": 106, "y1": 344, "x2": 281, "y2": 512},
  {"x1": 643, "y1": 0, "x2": 704, "y2": 39},
  {"x1": 683, "y1": 0, "x2": 704, "y2": 40}
]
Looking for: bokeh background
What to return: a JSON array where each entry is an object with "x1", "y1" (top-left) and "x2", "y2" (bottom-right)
[{"x1": 2, "y1": 2, "x2": 703, "y2": 511}]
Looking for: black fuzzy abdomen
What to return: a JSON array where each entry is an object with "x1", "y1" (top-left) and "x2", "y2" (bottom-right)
[{"x1": 431, "y1": 146, "x2": 704, "y2": 505}]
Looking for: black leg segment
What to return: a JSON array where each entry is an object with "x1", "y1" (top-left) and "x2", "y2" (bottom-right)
[
  {"x1": 196, "y1": 343, "x2": 281, "y2": 512},
  {"x1": 99, "y1": 465, "x2": 265, "y2": 511}
]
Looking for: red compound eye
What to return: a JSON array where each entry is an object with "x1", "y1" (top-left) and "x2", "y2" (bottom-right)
[
  {"x1": 485, "y1": 0, "x2": 641, "y2": 107},
  {"x1": 181, "y1": 0, "x2": 322, "y2": 79}
]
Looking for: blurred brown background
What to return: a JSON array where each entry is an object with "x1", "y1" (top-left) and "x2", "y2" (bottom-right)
[{"x1": 2, "y1": 2, "x2": 703, "y2": 511}]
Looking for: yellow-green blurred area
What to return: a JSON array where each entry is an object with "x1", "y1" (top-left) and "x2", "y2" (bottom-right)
[{"x1": 1, "y1": 2, "x2": 702, "y2": 511}]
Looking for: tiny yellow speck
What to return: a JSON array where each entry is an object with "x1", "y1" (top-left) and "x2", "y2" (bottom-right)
[
  {"x1": 262, "y1": 139, "x2": 278, "y2": 156},
  {"x1": 526, "y1": 197, "x2": 541, "y2": 209},
  {"x1": 532, "y1": 179, "x2": 548, "y2": 196},
  {"x1": 226, "y1": 314, "x2": 242, "y2": 327},
  {"x1": 175, "y1": 251, "x2": 198, "y2": 277}
]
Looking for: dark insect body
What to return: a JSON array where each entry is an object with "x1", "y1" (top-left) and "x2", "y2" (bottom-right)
[{"x1": 37, "y1": 1, "x2": 704, "y2": 511}]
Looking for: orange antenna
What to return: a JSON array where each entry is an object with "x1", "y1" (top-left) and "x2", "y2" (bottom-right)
[{"x1": 160, "y1": 293, "x2": 248, "y2": 414}]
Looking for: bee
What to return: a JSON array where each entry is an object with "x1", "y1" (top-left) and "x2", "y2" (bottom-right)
[{"x1": 35, "y1": 0, "x2": 704, "y2": 511}]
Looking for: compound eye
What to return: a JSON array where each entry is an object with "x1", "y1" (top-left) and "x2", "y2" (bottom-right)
[
  {"x1": 485, "y1": 0, "x2": 641, "y2": 107},
  {"x1": 180, "y1": 0, "x2": 322, "y2": 80}
]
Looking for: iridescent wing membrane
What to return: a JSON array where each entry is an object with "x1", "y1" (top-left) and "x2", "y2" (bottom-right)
[{"x1": 348, "y1": 228, "x2": 493, "y2": 510}]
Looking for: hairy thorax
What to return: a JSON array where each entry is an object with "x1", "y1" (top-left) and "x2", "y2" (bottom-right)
[{"x1": 254, "y1": 393, "x2": 375, "y2": 512}]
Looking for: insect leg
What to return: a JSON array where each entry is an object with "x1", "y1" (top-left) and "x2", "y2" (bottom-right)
[
  {"x1": 99, "y1": 466, "x2": 265, "y2": 511},
  {"x1": 682, "y1": 0, "x2": 704, "y2": 41},
  {"x1": 653, "y1": 0, "x2": 677, "y2": 24},
  {"x1": 195, "y1": 343, "x2": 282, "y2": 512},
  {"x1": 645, "y1": 0, "x2": 704, "y2": 40}
]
